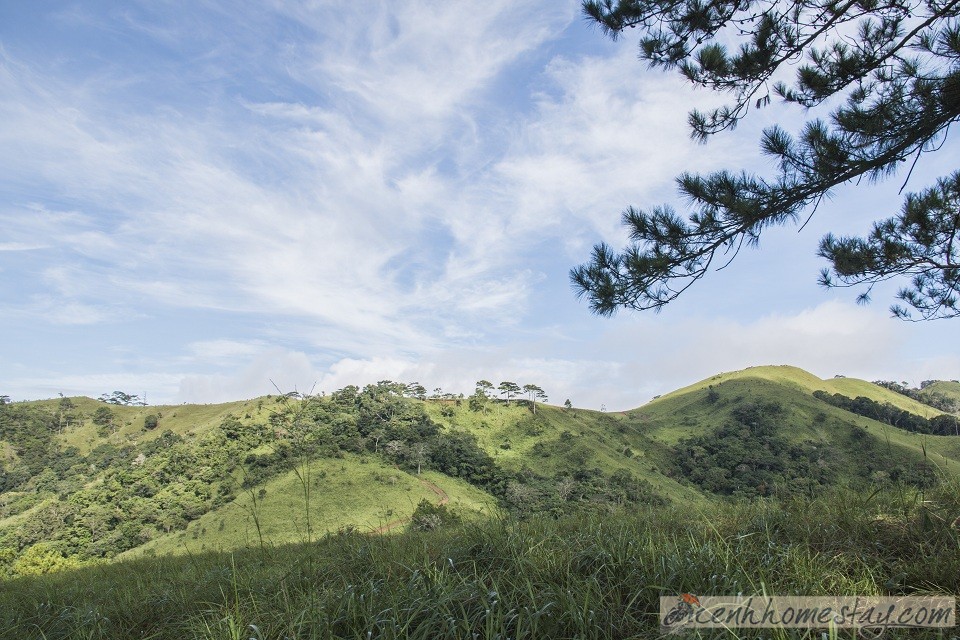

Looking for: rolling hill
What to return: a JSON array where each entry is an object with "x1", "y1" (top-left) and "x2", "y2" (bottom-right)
[
  {"x1": 921, "y1": 379, "x2": 960, "y2": 414},
  {"x1": 2, "y1": 365, "x2": 959, "y2": 574}
]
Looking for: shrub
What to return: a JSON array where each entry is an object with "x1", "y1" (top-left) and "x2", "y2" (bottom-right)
[{"x1": 409, "y1": 499, "x2": 460, "y2": 531}]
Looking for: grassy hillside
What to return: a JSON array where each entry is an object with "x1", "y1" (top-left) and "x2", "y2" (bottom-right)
[
  {"x1": 47, "y1": 397, "x2": 268, "y2": 455},
  {"x1": 925, "y1": 379, "x2": 960, "y2": 398},
  {"x1": 3, "y1": 366, "x2": 960, "y2": 585},
  {"x1": 128, "y1": 459, "x2": 497, "y2": 557},
  {"x1": 922, "y1": 380, "x2": 960, "y2": 413},
  {"x1": 3, "y1": 480, "x2": 958, "y2": 640},
  {"x1": 423, "y1": 401, "x2": 706, "y2": 505},
  {"x1": 632, "y1": 366, "x2": 950, "y2": 450},
  {"x1": 624, "y1": 367, "x2": 960, "y2": 500},
  {"x1": 822, "y1": 377, "x2": 945, "y2": 417},
  {"x1": 130, "y1": 367, "x2": 960, "y2": 555}
]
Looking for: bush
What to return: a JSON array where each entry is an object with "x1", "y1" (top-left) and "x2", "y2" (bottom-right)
[
  {"x1": 409, "y1": 499, "x2": 460, "y2": 531},
  {"x1": 92, "y1": 406, "x2": 114, "y2": 426},
  {"x1": 93, "y1": 406, "x2": 116, "y2": 436},
  {"x1": 143, "y1": 414, "x2": 160, "y2": 430}
]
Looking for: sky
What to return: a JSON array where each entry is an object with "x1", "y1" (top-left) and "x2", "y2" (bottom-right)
[{"x1": 1, "y1": 0, "x2": 957, "y2": 410}]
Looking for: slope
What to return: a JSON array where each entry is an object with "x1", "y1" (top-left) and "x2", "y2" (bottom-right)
[
  {"x1": 126, "y1": 456, "x2": 496, "y2": 558},
  {"x1": 48, "y1": 396, "x2": 269, "y2": 456},
  {"x1": 423, "y1": 401, "x2": 706, "y2": 506},
  {"x1": 627, "y1": 367, "x2": 960, "y2": 497},
  {"x1": 921, "y1": 380, "x2": 960, "y2": 414}
]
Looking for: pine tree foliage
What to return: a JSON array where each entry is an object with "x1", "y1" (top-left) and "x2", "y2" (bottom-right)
[{"x1": 572, "y1": 0, "x2": 960, "y2": 319}]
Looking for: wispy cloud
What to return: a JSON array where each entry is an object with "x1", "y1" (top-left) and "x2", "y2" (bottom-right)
[
  {"x1": 0, "y1": 0, "x2": 593, "y2": 356},
  {"x1": 2, "y1": 2, "x2": 956, "y2": 404},
  {"x1": 23, "y1": 297, "x2": 115, "y2": 326},
  {"x1": 0, "y1": 242, "x2": 47, "y2": 251}
]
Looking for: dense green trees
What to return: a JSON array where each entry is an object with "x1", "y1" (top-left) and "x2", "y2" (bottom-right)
[
  {"x1": 573, "y1": 0, "x2": 960, "y2": 319},
  {"x1": 429, "y1": 430, "x2": 505, "y2": 493},
  {"x1": 404, "y1": 383, "x2": 427, "y2": 401},
  {"x1": 0, "y1": 415, "x2": 265, "y2": 570},
  {"x1": 673, "y1": 399, "x2": 941, "y2": 496},
  {"x1": 874, "y1": 380, "x2": 959, "y2": 413},
  {"x1": 466, "y1": 380, "x2": 491, "y2": 413},
  {"x1": 0, "y1": 402, "x2": 59, "y2": 491},
  {"x1": 674, "y1": 401, "x2": 845, "y2": 497},
  {"x1": 468, "y1": 390, "x2": 488, "y2": 413},
  {"x1": 92, "y1": 406, "x2": 116, "y2": 432},
  {"x1": 503, "y1": 465, "x2": 665, "y2": 517},
  {"x1": 55, "y1": 397, "x2": 82, "y2": 434},
  {"x1": 409, "y1": 499, "x2": 461, "y2": 531},
  {"x1": 0, "y1": 383, "x2": 569, "y2": 573},
  {"x1": 814, "y1": 390, "x2": 960, "y2": 435}
]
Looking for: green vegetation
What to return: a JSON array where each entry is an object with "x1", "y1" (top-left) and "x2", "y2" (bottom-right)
[
  {"x1": 673, "y1": 397, "x2": 943, "y2": 497},
  {"x1": 921, "y1": 380, "x2": 960, "y2": 409},
  {"x1": 2, "y1": 365, "x2": 960, "y2": 637},
  {"x1": 814, "y1": 390, "x2": 960, "y2": 436},
  {"x1": 875, "y1": 380, "x2": 960, "y2": 415},
  {"x1": 1, "y1": 480, "x2": 957, "y2": 639},
  {"x1": 127, "y1": 462, "x2": 495, "y2": 558},
  {"x1": 673, "y1": 400, "x2": 836, "y2": 498},
  {"x1": 409, "y1": 498, "x2": 461, "y2": 532}
]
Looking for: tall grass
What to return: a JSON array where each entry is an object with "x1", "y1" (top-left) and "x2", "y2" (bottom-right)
[{"x1": 2, "y1": 481, "x2": 958, "y2": 639}]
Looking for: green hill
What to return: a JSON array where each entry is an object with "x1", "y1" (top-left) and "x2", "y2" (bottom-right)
[
  {"x1": 127, "y1": 459, "x2": 496, "y2": 558},
  {"x1": 925, "y1": 378, "x2": 960, "y2": 399},
  {"x1": 631, "y1": 369, "x2": 959, "y2": 494},
  {"x1": 2, "y1": 366, "x2": 959, "y2": 579},
  {"x1": 421, "y1": 401, "x2": 706, "y2": 505},
  {"x1": 650, "y1": 364, "x2": 944, "y2": 417},
  {"x1": 921, "y1": 379, "x2": 960, "y2": 414},
  {"x1": 47, "y1": 396, "x2": 270, "y2": 455}
]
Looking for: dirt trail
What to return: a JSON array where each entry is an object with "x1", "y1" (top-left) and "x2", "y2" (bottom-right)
[{"x1": 370, "y1": 474, "x2": 449, "y2": 535}]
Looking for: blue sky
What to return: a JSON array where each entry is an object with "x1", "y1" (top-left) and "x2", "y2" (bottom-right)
[{"x1": 1, "y1": 1, "x2": 957, "y2": 409}]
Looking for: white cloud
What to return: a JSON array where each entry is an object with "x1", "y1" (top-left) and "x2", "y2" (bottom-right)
[
  {"x1": 488, "y1": 49, "x2": 749, "y2": 244},
  {"x1": 0, "y1": 242, "x2": 47, "y2": 251},
  {"x1": 12, "y1": 298, "x2": 942, "y2": 411},
  {"x1": 3, "y1": 2, "x2": 724, "y2": 348},
  {"x1": 3, "y1": 2, "x2": 957, "y2": 408},
  {"x1": 176, "y1": 349, "x2": 319, "y2": 403},
  {"x1": 0, "y1": 1, "x2": 586, "y2": 351},
  {"x1": 184, "y1": 339, "x2": 269, "y2": 363},
  {"x1": 280, "y1": 0, "x2": 575, "y2": 127}
]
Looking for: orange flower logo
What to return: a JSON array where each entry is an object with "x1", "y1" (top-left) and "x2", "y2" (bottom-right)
[{"x1": 681, "y1": 593, "x2": 701, "y2": 607}]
